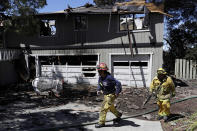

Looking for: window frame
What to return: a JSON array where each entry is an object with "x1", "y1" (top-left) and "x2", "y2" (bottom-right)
[
  {"x1": 39, "y1": 19, "x2": 57, "y2": 37},
  {"x1": 118, "y1": 13, "x2": 149, "y2": 32},
  {"x1": 74, "y1": 15, "x2": 88, "y2": 31}
]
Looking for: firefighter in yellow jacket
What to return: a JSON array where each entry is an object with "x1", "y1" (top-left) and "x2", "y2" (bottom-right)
[{"x1": 150, "y1": 68, "x2": 175, "y2": 122}]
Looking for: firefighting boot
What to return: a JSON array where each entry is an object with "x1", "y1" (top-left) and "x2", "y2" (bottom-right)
[
  {"x1": 157, "y1": 115, "x2": 163, "y2": 120},
  {"x1": 113, "y1": 113, "x2": 122, "y2": 125},
  {"x1": 163, "y1": 116, "x2": 169, "y2": 122},
  {"x1": 95, "y1": 123, "x2": 105, "y2": 128}
]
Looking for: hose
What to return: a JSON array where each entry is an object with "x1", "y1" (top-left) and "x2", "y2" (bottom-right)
[{"x1": 38, "y1": 96, "x2": 197, "y2": 131}]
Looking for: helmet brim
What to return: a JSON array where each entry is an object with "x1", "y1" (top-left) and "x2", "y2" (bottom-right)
[{"x1": 97, "y1": 68, "x2": 108, "y2": 70}]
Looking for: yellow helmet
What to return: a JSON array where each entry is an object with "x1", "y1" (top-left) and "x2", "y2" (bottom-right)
[{"x1": 157, "y1": 68, "x2": 167, "y2": 75}]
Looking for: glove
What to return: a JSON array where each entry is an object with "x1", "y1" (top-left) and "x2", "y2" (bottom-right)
[
  {"x1": 171, "y1": 92, "x2": 175, "y2": 97},
  {"x1": 149, "y1": 91, "x2": 153, "y2": 96},
  {"x1": 158, "y1": 94, "x2": 171, "y2": 100},
  {"x1": 115, "y1": 94, "x2": 119, "y2": 98},
  {"x1": 97, "y1": 90, "x2": 103, "y2": 96}
]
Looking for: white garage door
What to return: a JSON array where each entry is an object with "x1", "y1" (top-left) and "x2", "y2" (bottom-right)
[
  {"x1": 111, "y1": 54, "x2": 151, "y2": 87},
  {"x1": 39, "y1": 55, "x2": 99, "y2": 85}
]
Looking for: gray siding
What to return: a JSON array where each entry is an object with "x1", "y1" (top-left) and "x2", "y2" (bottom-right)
[{"x1": 5, "y1": 13, "x2": 164, "y2": 48}]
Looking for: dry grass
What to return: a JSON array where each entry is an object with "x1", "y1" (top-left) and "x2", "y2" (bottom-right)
[{"x1": 171, "y1": 111, "x2": 197, "y2": 131}]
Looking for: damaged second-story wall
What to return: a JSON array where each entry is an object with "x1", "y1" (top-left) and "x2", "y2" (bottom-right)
[{"x1": 5, "y1": 12, "x2": 164, "y2": 49}]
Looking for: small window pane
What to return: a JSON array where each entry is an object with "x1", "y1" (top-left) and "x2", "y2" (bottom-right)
[
  {"x1": 40, "y1": 20, "x2": 56, "y2": 36},
  {"x1": 130, "y1": 62, "x2": 148, "y2": 66},
  {"x1": 120, "y1": 13, "x2": 148, "y2": 31},
  {"x1": 75, "y1": 16, "x2": 81, "y2": 30},
  {"x1": 75, "y1": 16, "x2": 87, "y2": 30},
  {"x1": 83, "y1": 73, "x2": 96, "y2": 77},
  {"x1": 81, "y1": 16, "x2": 87, "y2": 29},
  {"x1": 134, "y1": 14, "x2": 146, "y2": 30},
  {"x1": 120, "y1": 14, "x2": 134, "y2": 31},
  {"x1": 114, "y1": 62, "x2": 129, "y2": 66}
]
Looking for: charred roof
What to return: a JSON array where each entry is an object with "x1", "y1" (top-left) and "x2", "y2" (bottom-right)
[{"x1": 38, "y1": 1, "x2": 172, "y2": 17}]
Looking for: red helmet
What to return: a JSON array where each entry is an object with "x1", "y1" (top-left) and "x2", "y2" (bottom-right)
[{"x1": 97, "y1": 63, "x2": 108, "y2": 70}]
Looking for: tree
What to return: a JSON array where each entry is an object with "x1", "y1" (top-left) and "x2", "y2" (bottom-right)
[
  {"x1": 147, "y1": 0, "x2": 197, "y2": 73},
  {"x1": 0, "y1": 0, "x2": 47, "y2": 36},
  {"x1": 163, "y1": 0, "x2": 197, "y2": 73}
]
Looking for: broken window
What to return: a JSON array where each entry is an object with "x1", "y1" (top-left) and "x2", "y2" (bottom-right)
[
  {"x1": 130, "y1": 62, "x2": 148, "y2": 66},
  {"x1": 113, "y1": 61, "x2": 148, "y2": 67},
  {"x1": 39, "y1": 55, "x2": 98, "y2": 78},
  {"x1": 39, "y1": 55, "x2": 98, "y2": 66},
  {"x1": 119, "y1": 14, "x2": 148, "y2": 31},
  {"x1": 82, "y1": 68, "x2": 96, "y2": 77},
  {"x1": 81, "y1": 55, "x2": 97, "y2": 77},
  {"x1": 120, "y1": 14, "x2": 134, "y2": 31},
  {"x1": 40, "y1": 19, "x2": 56, "y2": 36},
  {"x1": 67, "y1": 56, "x2": 81, "y2": 65},
  {"x1": 81, "y1": 55, "x2": 97, "y2": 65},
  {"x1": 39, "y1": 56, "x2": 60, "y2": 65},
  {"x1": 114, "y1": 62, "x2": 129, "y2": 66},
  {"x1": 74, "y1": 16, "x2": 87, "y2": 30}
]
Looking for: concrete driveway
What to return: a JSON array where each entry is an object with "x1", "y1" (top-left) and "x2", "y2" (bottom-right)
[
  {"x1": 37, "y1": 102, "x2": 163, "y2": 131},
  {"x1": 0, "y1": 100, "x2": 163, "y2": 131},
  {"x1": 79, "y1": 112, "x2": 163, "y2": 131}
]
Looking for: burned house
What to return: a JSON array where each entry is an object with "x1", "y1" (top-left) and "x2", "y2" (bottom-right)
[{"x1": 5, "y1": 1, "x2": 169, "y2": 87}]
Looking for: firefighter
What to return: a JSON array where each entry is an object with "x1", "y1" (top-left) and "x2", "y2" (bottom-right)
[
  {"x1": 95, "y1": 63, "x2": 122, "y2": 128},
  {"x1": 150, "y1": 68, "x2": 175, "y2": 122}
]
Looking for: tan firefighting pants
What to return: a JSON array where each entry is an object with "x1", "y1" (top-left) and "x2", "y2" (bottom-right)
[
  {"x1": 157, "y1": 99, "x2": 171, "y2": 116},
  {"x1": 98, "y1": 94, "x2": 121, "y2": 124}
]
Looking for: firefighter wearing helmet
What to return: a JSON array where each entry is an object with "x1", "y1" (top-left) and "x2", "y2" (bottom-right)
[
  {"x1": 150, "y1": 68, "x2": 175, "y2": 122},
  {"x1": 95, "y1": 63, "x2": 122, "y2": 128}
]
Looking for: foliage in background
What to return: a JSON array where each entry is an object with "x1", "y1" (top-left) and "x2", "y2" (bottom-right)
[
  {"x1": 163, "y1": 21, "x2": 197, "y2": 73},
  {"x1": 163, "y1": 0, "x2": 197, "y2": 73},
  {"x1": 164, "y1": 0, "x2": 197, "y2": 55},
  {"x1": 163, "y1": 50, "x2": 175, "y2": 74},
  {"x1": 0, "y1": 0, "x2": 47, "y2": 36}
]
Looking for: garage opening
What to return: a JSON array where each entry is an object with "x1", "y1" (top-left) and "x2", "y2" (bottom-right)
[
  {"x1": 39, "y1": 55, "x2": 98, "y2": 84},
  {"x1": 112, "y1": 54, "x2": 150, "y2": 87}
]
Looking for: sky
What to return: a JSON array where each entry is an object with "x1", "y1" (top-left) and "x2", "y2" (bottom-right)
[{"x1": 39, "y1": 0, "x2": 94, "y2": 13}]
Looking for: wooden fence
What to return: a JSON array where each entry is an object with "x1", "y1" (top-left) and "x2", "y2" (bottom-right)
[{"x1": 175, "y1": 59, "x2": 197, "y2": 79}]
